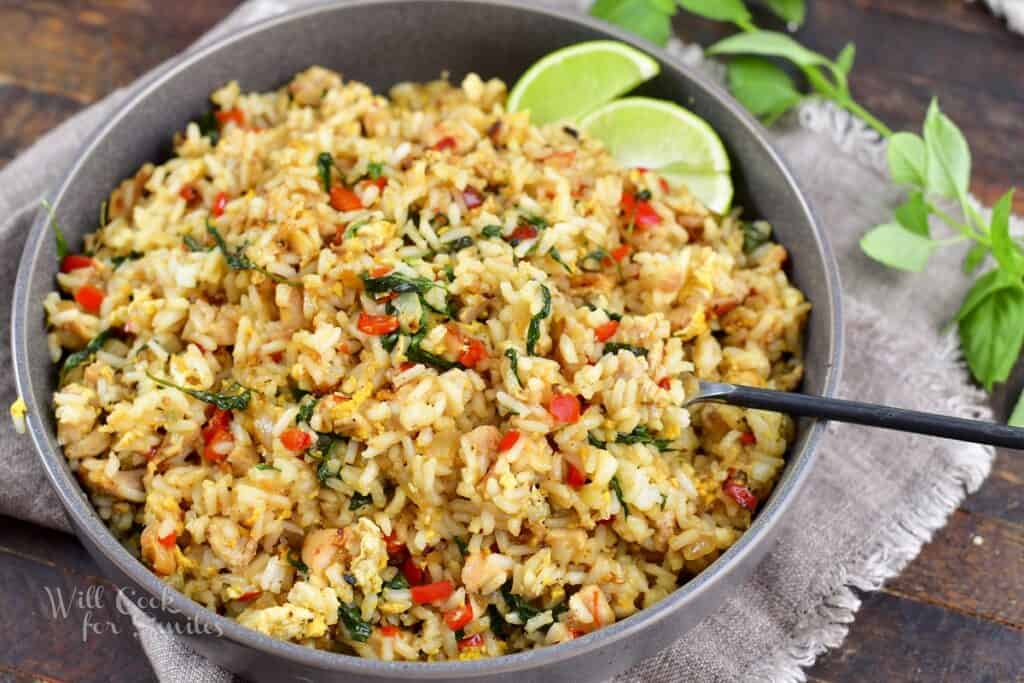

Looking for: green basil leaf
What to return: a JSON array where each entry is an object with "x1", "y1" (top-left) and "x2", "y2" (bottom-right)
[
  {"x1": 923, "y1": 99, "x2": 971, "y2": 200},
  {"x1": 957, "y1": 275, "x2": 1024, "y2": 390},
  {"x1": 834, "y1": 42, "x2": 855, "y2": 75},
  {"x1": 590, "y1": 0, "x2": 675, "y2": 46},
  {"x1": 1009, "y1": 389, "x2": 1024, "y2": 428},
  {"x1": 762, "y1": 0, "x2": 806, "y2": 26},
  {"x1": 61, "y1": 329, "x2": 114, "y2": 377},
  {"x1": 548, "y1": 248, "x2": 573, "y2": 273},
  {"x1": 677, "y1": 0, "x2": 751, "y2": 24},
  {"x1": 526, "y1": 284, "x2": 552, "y2": 356},
  {"x1": 962, "y1": 243, "x2": 989, "y2": 275},
  {"x1": 610, "y1": 475, "x2": 630, "y2": 517},
  {"x1": 147, "y1": 372, "x2": 252, "y2": 411},
  {"x1": 349, "y1": 491, "x2": 373, "y2": 510},
  {"x1": 482, "y1": 225, "x2": 504, "y2": 238},
  {"x1": 886, "y1": 132, "x2": 927, "y2": 187},
  {"x1": 859, "y1": 222, "x2": 935, "y2": 272},
  {"x1": 42, "y1": 200, "x2": 69, "y2": 261},
  {"x1": 317, "y1": 152, "x2": 334, "y2": 193},
  {"x1": 602, "y1": 342, "x2": 648, "y2": 357},
  {"x1": 726, "y1": 57, "x2": 803, "y2": 124},
  {"x1": 988, "y1": 189, "x2": 1022, "y2": 276},
  {"x1": 338, "y1": 604, "x2": 372, "y2": 642},
  {"x1": 296, "y1": 395, "x2": 319, "y2": 424},
  {"x1": 196, "y1": 110, "x2": 220, "y2": 146},
  {"x1": 383, "y1": 573, "x2": 409, "y2": 590},
  {"x1": 504, "y1": 347, "x2": 523, "y2": 387},
  {"x1": 893, "y1": 191, "x2": 930, "y2": 237},
  {"x1": 588, "y1": 431, "x2": 608, "y2": 449},
  {"x1": 742, "y1": 220, "x2": 773, "y2": 253},
  {"x1": 708, "y1": 30, "x2": 831, "y2": 68}
]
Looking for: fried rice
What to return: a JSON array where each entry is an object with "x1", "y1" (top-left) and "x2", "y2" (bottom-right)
[{"x1": 45, "y1": 66, "x2": 810, "y2": 661}]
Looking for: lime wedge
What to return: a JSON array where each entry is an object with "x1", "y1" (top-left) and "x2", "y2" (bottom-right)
[
  {"x1": 580, "y1": 97, "x2": 734, "y2": 214},
  {"x1": 507, "y1": 41, "x2": 660, "y2": 125}
]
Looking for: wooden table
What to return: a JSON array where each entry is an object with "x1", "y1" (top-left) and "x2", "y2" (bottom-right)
[{"x1": 1, "y1": 2, "x2": 1021, "y2": 681}]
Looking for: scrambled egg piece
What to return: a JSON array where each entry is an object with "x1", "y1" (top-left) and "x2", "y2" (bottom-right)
[{"x1": 9, "y1": 398, "x2": 27, "y2": 434}]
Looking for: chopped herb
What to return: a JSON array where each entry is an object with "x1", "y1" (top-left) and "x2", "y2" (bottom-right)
[
  {"x1": 548, "y1": 248, "x2": 572, "y2": 273},
  {"x1": 661, "y1": 493, "x2": 668, "y2": 509},
  {"x1": 406, "y1": 340, "x2": 461, "y2": 371},
  {"x1": 610, "y1": 476, "x2": 630, "y2": 517},
  {"x1": 253, "y1": 463, "x2": 279, "y2": 471},
  {"x1": 382, "y1": 574, "x2": 409, "y2": 590},
  {"x1": 585, "y1": 304, "x2": 623, "y2": 321},
  {"x1": 381, "y1": 331, "x2": 401, "y2": 352},
  {"x1": 487, "y1": 604, "x2": 513, "y2": 638},
  {"x1": 344, "y1": 574, "x2": 358, "y2": 586},
  {"x1": 481, "y1": 225, "x2": 504, "y2": 238},
  {"x1": 146, "y1": 372, "x2": 252, "y2": 411},
  {"x1": 580, "y1": 248, "x2": 609, "y2": 272},
  {"x1": 288, "y1": 552, "x2": 308, "y2": 573},
  {"x1": 603, "y1": 343, "x2": 648, "y2": 357},
  {"x1": 349, "y1": 491, "x2": 373, "y2": 510},
  {"x1": 550, "y1": 602, "x2": 569, "y2": 620},
  {"x1": 362, "y1": 271, "x2": 440, "y2": 297},
  {"x1": 504, "y1": 348, "x2": 522, "y2": 387},
  {"x1": 443, "y1": 264, "x2": 456, "y2": 282},
  {"x1": 317, "y1": 152, "x2": 334, "y2": 193},
  {"x1": 316, "y1": 450, "x2": 343, "y2": 484},
  {"x1": 587, "y1": 432, "x2": 607, "y2": 449},
  {"x1": 367, "y1": 162, "x2": 384, "y2": 180},
  {"x1": 526, "y1": 284, "x2": 551, "y2": 356},
  {"x1": 338, "y1": 603, "x2": 372, "y2": 642},
  {"x1": 521, "y1": 214, "x2": 548, "y2": 231},
  {"x1": 615, "y1": 425, "x2": 672, "y2": 451},
  {"x1": 635, "y1": 189, "x2": 652, "y2": 201},
  {"x1": 60, "y1": 329, "x2": 114, "y2": 376},
  {"x1": 296, "y1": 396, "x2": 319, "y2": 424},
  {"x1": 446, "y1": 236, "x2": 474, "y2": 253},
  {"x1": 42, "y1": 199, "x2": 69, "y2": 261},
  {"x1": 345, "y1": 218, "x2": 370, "y2": 239},
  {"x1": 207, "y1": 220, "x2": 301, "y2": 286},
  {"x1": 454, "y1": 537, "x2": 469, "y2": 557},
  {"x1": 500, "y1": 580, "x2": 540, "y2": 621},
  {"x1": 196, "y1": 110, "x2": 220, "y2": 146},
  {"x1": 184, "y1": 235, "x2": 211, "y2": 252},
  {"x1": 742, "y1": 221, "x2": 772, "y2": 254},
  {"x1": 454, "y1": 628, "x2": 466, "y2": 640},
  {"x1": 110, "y1": 252, "x2": 143, "y2": 268}
]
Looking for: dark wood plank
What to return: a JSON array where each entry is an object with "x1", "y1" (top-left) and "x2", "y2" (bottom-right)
[
  {"x1": 809, "y1": 591, "x2": 1024, "y2": 682},
  {"x1": 0, "y1": 84, "x2": 83, "y2": 167},
  {"x1": 0, "y1": 517, "x2": 156, "y2": 683}
]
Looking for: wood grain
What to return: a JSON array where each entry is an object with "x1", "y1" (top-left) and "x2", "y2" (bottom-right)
[{"x1": 1, "y1": 1, "x2": 1022, "y2": 682}]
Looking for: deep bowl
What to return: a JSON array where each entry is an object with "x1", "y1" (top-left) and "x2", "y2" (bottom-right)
[{"x1": 12, "y1": 1, "x2": 843, "y2": 680}]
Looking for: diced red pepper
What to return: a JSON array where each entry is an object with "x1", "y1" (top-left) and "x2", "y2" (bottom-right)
[
  {"x1": 443, "y1": 602, "x2": 474, "y2": 631},
  {"x1": 610, "y1": 245, "x2": 631, "y2": 262},
  {"x1": 634, "y1": 201, "x2": 661, "y2": 228},
  {"x1": 215, "y1": 108, "x2": 246, "y2": 127},
  {"x1": 594, "y1": 320, "x2": 619, "y2": 343},
  {"x1": 212, "y1": 192, "x2": 229, "y2": 217},
  {"x1": 658, "y1": 177, "x2": 671, "y2": 193},
  {"x1": 357, "y1": 313, "x2": 400, "y2": 336},
  {"x1": 723, "y1": 470, "x2": 758, "y2": 511},
  {"x1": 180, "y1": 185, "x2": 199, "y2": 204},
  {"x1": 383, "y1": 532, "x2": 406, "y2": 557},
  {"x1": 509, "y1": 224, "x2": 538, "y2": 243},
  {"x1": 237, "y1": 590, "x2": 262, "y2": 602},
  {"x1": 740, "y1": 431, "x2": 757, "y2": 446},
  {"x1": 203, "y1": 429, "x2": 234, "y2": 463},
  {"x1": 60, "y1": 254, "x2": 94, "y2": 273},
  {"x1": 549, "y1": 394, "x2": 581, "y2": 424},
  {"x1": 330, "y1": 186, "x2": 363, "y2": 212},
  {"x1": 369, "y1": 265, "x2": 392, "y2": 278},
  {"x1": 401, "y1": 556, "x2": 425, "y2": 586},
  {"x1": 458, "y1": 338, "x2": 488, "y2": 368},
  {"x1": 620, "y1": 190, "x2": 636, "y2": 215},
  {"x1": 270, "y1": 351, "x2": 284, "y2": 363},
  {"x1": 657, "y1": 377, "x2": 672, "y2": 390},
  {"x1": 202, "y1": 409, "x2": 232, "y2": 442},
  {"x1": 432, "y1": 136, "x2": 457, "y2": 152},
  {"x1": 712, "y1": 300, "x2": 738, "y2": 318},
  {"x1": 497, "y1": 430, "x2": 520, "y2": 453},
  {"x1": 281, "y1": 427, "x2": 313, "y2": 452},
  {"x1": 462, "y1": 187, "x2": 483, "y2": 209},
  {"x1": 158, "y1": 531, "x2": 177, "y2": 547},
  {"x1": 410, "y1": 580, "x2": 453, "y2": 604},
  {"x1": 75, "y1": 285, "x2": 104, "y2": 314},
  {"x1": 379, "y1": 625, "x2": 400, "y2": 637},
  {"x1": 565, "y1": 462, "x2": 586, "y2": 489},
  {"x1": 458, "y1": 632, "x2": 485, "y2": 650}
]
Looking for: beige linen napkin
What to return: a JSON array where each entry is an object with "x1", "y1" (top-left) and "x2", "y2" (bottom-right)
[{"x1": 0, "y1": 1, "x2": 1010, "y2": 681}]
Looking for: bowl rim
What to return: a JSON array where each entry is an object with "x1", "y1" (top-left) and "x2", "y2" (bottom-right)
[{"x1": 12, "y1": 0, "x2": 844, "y2": 677}]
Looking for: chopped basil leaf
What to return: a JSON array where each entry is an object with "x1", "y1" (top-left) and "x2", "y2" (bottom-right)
[
  {"x1": 184, "y1": 235, "x2": 211, "y2": 252},
  {"x1": 635, "y1": 189, "x2": 652, "y2": 201},
  {"x1": 60, "y1": 329, "x2": 114, "y2": 376},
  {"x1": 500, "y1": 580, "x2": 541, "y2": 621},
  {"x1": 383, "y1": 574, "x2": 409, "y2": 590},
  {"x1": 615, "y1": 425, "x2": 672, "y2": 451},
  {"x1": 603, "y1": 343, "x2": 647, "y2": 357},
  {"x1": 580, "y1": 248, "x2": 609, "y2": 272},
  {"x1": 254, "y1": 463, "x2": 279, "y2": 471},
  {"x1": 481, "y1": 225, "x2": 503, "y2": 238},
  {"x1": 349, "y1": 491, "x2": 373, "y2": 510},
  {"x1": 446, "y1": 236, "x2": 474, "y2": 253},
  {"x1": 454, "y1": 537, "x2": 469, "y2": 557},
  {"x1": 587, "y1": 432, "x2": 607, "y2": 449},
  {"x1": 504, "y1": 348, "x2": 522, "y2": 387},
  {"x1": 362, "y1": 272, "x2": 440, "y2": 297},
  {"x1": 43, "y1": 199, "x2": 69, "y2": 261},
  {"x1": 317, "y1": 152, "x2": 334, "y2": 193},
  {"x1": 742, "y1": 221, "x2": 772, "y2": 254},
  {"x1": 208, "y1": 220, "x2": 301, "y2": 286},
  {"x1": 521, "y1": 214, "x2": 548, "y2": 231},
  {"x1": 367, "y1": 162, "x2": 384, "y2": 180},
  {"x1": 288, "y1": 552, "x2": 308, "y2": 573},
  {"x1": 406, "y1": 340, "x2": 460, "y2": 371},
  {"x1": 488, "y1": 604, "x2": 513, "y2": 638},
  {"x1": 610, "y1": 476, "x2": 630, "y2": 517},
  {"x1": 443, "y1": 264, "x2": 456, "y2": 282},
  {"x1": 338, "y1": 603, "x2": 372, "y2": 642},
  {"x1": 296, "y1": 395, "x2": 318, "y2": 424},
  {"x1": 146, "y1": 372, "x2": 252, "y2": 411},
  {"x1": 381, "y1": 331, "x2": 401, "y2": 352},
  {"x1": 548, "y1": 248, "x2": 572, "y2": 273},
  {"x1": 550, "y1": 602, "x2": 569, "y2": 620},
  {"x1": 526, "y1": 284, "x2": 551, "y2": 356},
  {"x1": 196, "y1": 110, "x2": 220, "y2": 146},
  {"x1": 111, "y1": 252, "x2": 143, "y2": 268}
]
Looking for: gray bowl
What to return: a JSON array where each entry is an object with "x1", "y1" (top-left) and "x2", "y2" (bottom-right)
[{"x1": 11, "y1": 1, "x2": 843, "y2": 680}]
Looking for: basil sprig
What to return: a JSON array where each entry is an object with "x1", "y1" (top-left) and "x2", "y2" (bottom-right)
[{"x1": 146, "y1": 372, "x2": 252, "y2": 411}]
